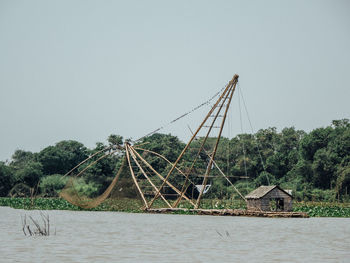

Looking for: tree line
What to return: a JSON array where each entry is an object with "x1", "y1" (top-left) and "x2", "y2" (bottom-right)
[{"x1": 0, "y1": 119, "x2": 349, "y2": 202}]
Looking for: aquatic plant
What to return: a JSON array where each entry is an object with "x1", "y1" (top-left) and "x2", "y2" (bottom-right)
[
  {"x1": 1, "y1": 197, "x2": 349, "y2": 217},
  {"x1": 293, "y1": 202, "x2": 350, "y2": 217}
]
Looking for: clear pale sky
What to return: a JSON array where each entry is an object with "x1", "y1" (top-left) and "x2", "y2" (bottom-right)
[{"x1": 0, "y1": 0, "x2": 349, "y2": 161}]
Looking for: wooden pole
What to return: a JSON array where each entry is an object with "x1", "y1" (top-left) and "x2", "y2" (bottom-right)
[
  {"x1": 133, "y1": 147, "x2": 196, "y2": 185},
  {"x1": 196, "y1": 74, "x2": 239, "y2": 208},
  {"x1": 128, "y1": 147, "x2": 172, "y2": 208},
  {"x1": 125, "y1": 143, "x2": 149, "y2": 209},
  {"x1": 174, "y1": 79, "x2": 234, "y2": 207},
  {"x1": 148, "y1": 76, "x2": 236, "y2": 208},
  {"x1": 73, "y1": 149, "x2": 119, "y2": 178},
  {"x1": 129, "y1": 146, "x2": 195, "y2": 206},
  {"x1": 185, "y1": 121, "x2": 246, "y2": 201},
  {"x1": 62, "y1": 146, "x2": 112, "y2": 178}
]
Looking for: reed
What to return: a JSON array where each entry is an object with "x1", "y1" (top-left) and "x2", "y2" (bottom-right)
[{"x1": 21, "y1": 212, "x2": 54, "y2": 236}]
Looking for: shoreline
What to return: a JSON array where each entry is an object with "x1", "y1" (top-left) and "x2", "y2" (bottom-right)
[{"x1": 0, "y1": 197, "x2": 349, "y2": 217}]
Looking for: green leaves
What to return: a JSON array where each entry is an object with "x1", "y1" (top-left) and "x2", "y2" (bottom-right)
[
  {"x1": 37, "y1": 140, "x2": 88, "y2": 175},
  {"x1": 14, "y1": 161, "x2": 43, "y2": 188},
  {"x1": 39, "y1": 174, "x2": 68, "y2": 197},
  {"x1": 0, "y1": 162, "x2": 14, "y2": 196},
  {"x1": 294, "y1": 202, "x2": 350, "y2": 217}
]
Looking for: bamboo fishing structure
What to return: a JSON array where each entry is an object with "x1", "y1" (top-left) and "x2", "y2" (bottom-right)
[{"x1": 59, "y1": 74, "x2": 308, "y2": 217}]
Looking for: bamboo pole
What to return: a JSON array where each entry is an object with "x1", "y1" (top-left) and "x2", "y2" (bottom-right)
[
  {"x1": 129, "y1": 146, "x2": 195, "y2": 206},
  {"x1": 128, "y1": 147, "x2": 172, "y2": 208},
  {"x1": 148, "y1": 76, "x2": 235, "y2": 208},
  {"x1": 133, "y1": 147, "x2": 196, "y2": 186},
  {"x1": 196, "y1": 74, "x2": 239, "y2": 208},
  {"x1": 185, "y1": 120, "x2": 247, "y2": 202},
  {"x1": 125, "y1": 143, "x2": 149, "y2": 209},
  {"x1": 174, "y1": 80, "x2": 234, "y2": 207},
  {"x1": 73, "y1": 149, "x2": 119, "y2": 178},
  {"x1": 62, "y1": 146, "x2": 112, "y2": 178},
  {"x1": 205, "y1": 150, "x2": 246, "y2": 201}
]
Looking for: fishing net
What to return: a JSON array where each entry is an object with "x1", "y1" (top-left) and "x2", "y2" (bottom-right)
[
  {"x1": 59, "y1": 156, "x2": 127, "y2": 209},
  {"x1": 59, "y1": 75, "x2": 244, "y2": 210}
]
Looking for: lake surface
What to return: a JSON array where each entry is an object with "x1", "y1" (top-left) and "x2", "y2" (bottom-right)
[{"x1": 0, "y1": 206, "x2": 349, "y2": 262}]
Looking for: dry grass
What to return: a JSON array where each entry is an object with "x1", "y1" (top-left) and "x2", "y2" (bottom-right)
[{"x1": 21, "y1": 212, "x2": 55, "y2": 236}]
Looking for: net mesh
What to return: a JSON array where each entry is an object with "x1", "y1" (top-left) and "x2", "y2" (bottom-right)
[{"x1": 59, "y1": 156, "x2": 127, "y2": 209}]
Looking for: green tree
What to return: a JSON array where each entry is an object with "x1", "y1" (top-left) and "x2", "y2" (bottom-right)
[
  {"x1": 299, "y1": 127, "x2": 332, "y2": 161},
  {"x1": 81, "y1": 142, "x2": 120, "y2": 194},
  {"x1": 15, "y1": 161, "x2": 43, "y2": 188},
  {"x1": 108, "y1": 134, "x2": 123, "y2": 146},
  {"x1": 0, "y1": 162, "x2": 15, "y2": 196},
  {"x1": 10, "y1": 150, "x2": 34, "y2": 169},
  {"x1": 39, "y1": 174, "x2": 68, "y2": 197},
  {"x1": 38, "y1": 140, "x2": 88, "y2": 175}
]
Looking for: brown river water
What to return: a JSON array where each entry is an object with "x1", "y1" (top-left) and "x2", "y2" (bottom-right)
[{"x1": 0, "y1": 206, "x2": 349, "y2": 262}]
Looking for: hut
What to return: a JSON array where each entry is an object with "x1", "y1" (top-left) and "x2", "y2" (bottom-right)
[{"x1": 245, "y1": 185, "x2": 293, "y2": 212}]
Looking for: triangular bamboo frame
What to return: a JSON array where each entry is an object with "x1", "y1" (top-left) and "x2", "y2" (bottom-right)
[{"x1": 61, "y1": 74, "x2": 241, "y2": 210}]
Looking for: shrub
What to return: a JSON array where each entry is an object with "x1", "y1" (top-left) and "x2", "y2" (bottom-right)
[{"x1": 39, "y1": 174, "x2": 68, "y2": 197}]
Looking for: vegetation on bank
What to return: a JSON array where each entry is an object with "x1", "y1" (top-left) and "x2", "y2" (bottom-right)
[
  {"x1": 1, "y1": 197, "x2": 350, "y2": 217},
  {"x1": 0, "y1": 119, "x2": 350, "y2": 205}
]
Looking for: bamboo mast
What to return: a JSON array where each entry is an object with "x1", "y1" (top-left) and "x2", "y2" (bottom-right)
[
  {"x1": 148, "y1": 76, "x2": 236, "y2": 208},
  {"x1": 195, "y1": 74, "x2": 239, "y2": 208},
  {"x1": 173, "y1": 78, "x2": 234, "y2": 207}
]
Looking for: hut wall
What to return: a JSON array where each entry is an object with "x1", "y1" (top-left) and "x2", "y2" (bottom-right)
[
  {"x1": 246, "y1": 199, "x2": 261, "y2": 211},
  {"x1": 263, "y1": 188, "x2": 293, "y2": 212}
]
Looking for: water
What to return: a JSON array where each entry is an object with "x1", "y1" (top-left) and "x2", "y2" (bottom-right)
[{"x1": 0, "y1": 206, "x2": 349, "y2": 263}]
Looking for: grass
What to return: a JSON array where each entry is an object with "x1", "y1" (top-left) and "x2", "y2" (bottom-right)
[{"x1": 1, "y1": 197, "x2": 349, "y2": 217}]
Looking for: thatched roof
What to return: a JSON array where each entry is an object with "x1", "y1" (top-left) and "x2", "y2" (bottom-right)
[{"x1": 245, "y1": 185, "x2": 292, "y2": 199}]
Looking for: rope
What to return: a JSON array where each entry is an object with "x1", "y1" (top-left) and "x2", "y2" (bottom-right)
[
  {"x1": 135, "y1": 85, "x2": 226, "y2": 142},
  {"x1": 237, "y1": 82, "x2": 270, "y2": 185},
  {"x1": 238, "y1": 86, "x2": 249, "y2": 189}
]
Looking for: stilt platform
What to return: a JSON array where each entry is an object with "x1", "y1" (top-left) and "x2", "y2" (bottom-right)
[{"x1": 146, "y1": 208, "x2": 309, "y2": 218}]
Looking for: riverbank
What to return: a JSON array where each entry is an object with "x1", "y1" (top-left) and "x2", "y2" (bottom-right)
[{"x1": 0, "y1": 197, "x2": 349, "y2": 217}]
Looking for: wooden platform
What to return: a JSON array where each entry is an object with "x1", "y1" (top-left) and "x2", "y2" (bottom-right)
[{"x1": 146, "y1": 208, "x2": 309, "y2": 218}]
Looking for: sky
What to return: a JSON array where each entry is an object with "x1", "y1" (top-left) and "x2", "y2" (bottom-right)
[{"x1": 0, "y1": 0, "x2": 349, "y2": 161}]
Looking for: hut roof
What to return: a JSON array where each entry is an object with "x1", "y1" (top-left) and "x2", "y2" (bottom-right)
[{"x1": 245, "y1": 185, "x2": 292, "y2": 199}]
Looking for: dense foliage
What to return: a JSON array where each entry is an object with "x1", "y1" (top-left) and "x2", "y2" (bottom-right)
[{"x1": 1, "y1": 119, "x2": 350, "y2": 202}]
